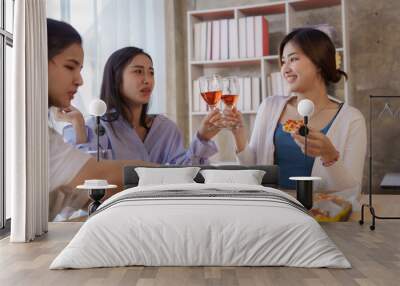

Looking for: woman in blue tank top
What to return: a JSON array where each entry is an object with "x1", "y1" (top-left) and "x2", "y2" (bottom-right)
[
  {"x1": 274, "y1": 105, "x2": 342, "y2": 189},
  {"x1": 225, "y1": 28, "x2": 363, "y2": 190}
]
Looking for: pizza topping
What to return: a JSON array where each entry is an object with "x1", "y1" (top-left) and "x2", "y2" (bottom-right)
[{"x1": 282, "y1": 119, "x2": 303, "y2": 133}]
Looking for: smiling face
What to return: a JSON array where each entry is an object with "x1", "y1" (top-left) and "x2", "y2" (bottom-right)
[
  {"x1": 120, "y1": 54, "x2": 154, "y2": 106},
  {"x1": 280, "y1": 41, "x2": 323, "y2": 93},
  {"x1": 48, "y1": 43, "x2": 84, "y2": 108}
]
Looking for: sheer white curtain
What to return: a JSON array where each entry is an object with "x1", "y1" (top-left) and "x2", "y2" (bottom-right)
[
  {"x1": 7, "y1": 0, "x2": 48, "y2": 242},
  {"x1": 47, "y1": 0, "x2": 167, "y2": 127}
]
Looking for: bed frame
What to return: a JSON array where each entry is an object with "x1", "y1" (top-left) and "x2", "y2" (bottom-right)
[{"x1": 123, "y1": 165, "x2": 279, "y2": 189}]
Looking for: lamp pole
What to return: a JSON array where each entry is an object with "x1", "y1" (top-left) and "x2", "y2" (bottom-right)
[
  {"x1": 291, "y1": 99, "x2": 315, "y2": 210},
  {"x1": 297, "y1": 99, "x2": 314, "y2": 165},
  {"x1": 89, "y1": 99, "x2": 107, "y2": 162}
]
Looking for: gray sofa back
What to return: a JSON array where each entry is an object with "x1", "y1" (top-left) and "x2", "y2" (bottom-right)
[{"x1": 123, "y1": 165, "x2": 279, "y2": 189}]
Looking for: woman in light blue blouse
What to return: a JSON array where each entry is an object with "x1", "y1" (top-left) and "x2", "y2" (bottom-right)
[{"x1": 56, "y1": 47, "x2": 222, "y2": 165}]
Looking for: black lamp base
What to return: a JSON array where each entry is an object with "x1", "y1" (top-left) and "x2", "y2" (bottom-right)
[
  {"x1": 296, "y1": 180, "x2": 313, "y2": 210},
  {"x1": 88, "y1": 189, "x2": 106, "y2": 215},
  {"x1": 290, "y1": 176, "x2": 321, "y2": 210},
  {"x1": 298, "y1": 125, "x2": 309, "y2": 136}
]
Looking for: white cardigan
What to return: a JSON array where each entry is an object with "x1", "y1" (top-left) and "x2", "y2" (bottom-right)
[{"x1": 237, "y1": 95, "x2": 367, "y2": 206}]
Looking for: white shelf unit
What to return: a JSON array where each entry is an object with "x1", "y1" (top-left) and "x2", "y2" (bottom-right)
[{"x1": 187, "y1": 0, "x2": 349, "y2": 163}]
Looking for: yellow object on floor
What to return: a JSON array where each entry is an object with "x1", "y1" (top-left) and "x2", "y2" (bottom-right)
[{"x1": 311, "y1": 193, "x2": 352, "y2": 222}]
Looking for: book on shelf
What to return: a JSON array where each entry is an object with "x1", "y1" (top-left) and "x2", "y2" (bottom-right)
[
  {"x1": 271, "y1": 72, "x2": 281, "y2": 96},
  {"x1": 243, "y1": 77, "x2": 252, "y2": 111},
  {"x1": 200, "y1": 22, "x2": 207, "y2": 60},
  {"x1": 220, "y1": 19, "x2": 229, "y2": 60},
  {"x1": 267, "y1": 75, "x2": 272, "y2": 98},
  {"x1": 206, "y1": 21, "x2": 212, "y2": 60},
  {"x1": 211, "y1": 20, "x2": 220, "y2": 61},
  {"x1": 228, "y1": 19, "x2": 238, "y2": 59},
  {"x1": 238, "y1": 17, "x2": 247, "y2": 59},
  {"x1": 251, "y1": 77, "x2": 261, "y2": 110},
  {"x1": 237, "y1": 77, "x2": 245, "y2": 111},
  {"x1": 246, "y1": 16, "x2": 255, "y2": 58},
  {"x1": 193, "y1": 22, "x2": 201, "y2": 61},
  {"x1": 268, "y1": 72, "x2": 289, "y2": 97},
  {"x1": 255, "y1": 15, "x2": 269, "y2": 57},
  {"x1": 192, "y1": 79, "x2": 208, "y2": 112}
]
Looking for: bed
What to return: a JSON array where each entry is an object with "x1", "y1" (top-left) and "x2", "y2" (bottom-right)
[{"x1": 50, "y1": 165, "x2": 350, "y2": 269}]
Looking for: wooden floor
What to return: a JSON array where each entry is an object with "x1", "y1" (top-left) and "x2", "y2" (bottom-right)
[{"x1": 1, "y1": 220, "x2": 400, "y2": 286}]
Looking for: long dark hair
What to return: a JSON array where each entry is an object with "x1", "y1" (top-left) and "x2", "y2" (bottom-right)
[
  {"x1": 279, "y1": 28, "x2": 347, "y2": 86},
  {"x1": 47, "y1": 18, "x2": 82, "y2": 60},
  {"x1": 100, "y1": 47, "x2": 153, "y2": 133}
]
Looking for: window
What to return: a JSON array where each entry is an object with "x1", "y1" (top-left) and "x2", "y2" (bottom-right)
[
  {"x1": 1, "y1": 0, "x2": 14, "y2": 232},
  {"x1": 47, "y1": 0, "x2": 167, "y2": 133},
  {"x1": 5, "y1": 0, "x2": 13, "y2": 33}
]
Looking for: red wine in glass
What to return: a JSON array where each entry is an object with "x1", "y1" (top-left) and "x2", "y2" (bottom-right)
[
  {"x1": 201, "y1": 90, "x2": 222, "y2": 107},
  {"x1": 199, "y1": 75, "x2": 222, "y2": 111},
  {"x1": 222, "y1": 76, "x2": 240, "y2": 129},
  {"x1": 221, "y1": 94, "x2": 239, "y2": 107}
]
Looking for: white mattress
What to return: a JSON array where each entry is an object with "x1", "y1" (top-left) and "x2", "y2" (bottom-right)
[{"x1": 50, "y1": 183, "x2": 351, "y2": 269}]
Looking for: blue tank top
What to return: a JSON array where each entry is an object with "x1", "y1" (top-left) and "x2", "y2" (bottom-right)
[{"x1": 274, "y1": 108, "x2": 341, "y2": 189}]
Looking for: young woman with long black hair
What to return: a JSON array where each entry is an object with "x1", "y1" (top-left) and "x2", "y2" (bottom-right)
[{"x1": 57, "y1": 47, "x2": 222, "y2": 165}]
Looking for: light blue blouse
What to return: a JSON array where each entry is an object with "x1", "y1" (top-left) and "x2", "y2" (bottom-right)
[{"x1": 63, "y1": 114, "x2": 218, "y2": 165}]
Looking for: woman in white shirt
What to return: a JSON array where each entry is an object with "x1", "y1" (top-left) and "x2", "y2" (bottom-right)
[
  {"x1": 47, "y1": 18, "x2": 160, "y2": 219},
  {"x1": 225, "y1": 28, "x2": 367, "y2": 206}
]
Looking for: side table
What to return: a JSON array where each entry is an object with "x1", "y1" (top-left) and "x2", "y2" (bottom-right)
[{"x1": 77, "y1": 180, "x2": 117, "y2": 215}]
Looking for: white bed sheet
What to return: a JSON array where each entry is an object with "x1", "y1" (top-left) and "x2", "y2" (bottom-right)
[{"x1": 50, "y1": 183, "x2": 350, "y2": 269}]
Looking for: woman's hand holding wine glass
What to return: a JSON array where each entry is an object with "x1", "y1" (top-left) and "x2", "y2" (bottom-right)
[
  {"x1": 199, "y1": 74, "x2": 222, "y2": 112},
  {"x1": 197, "y1": 74, "x2": 247, "y2": 145},
  {"x1": 199, "y1": 74, "x2": 225, "y2": 129},
  {"x1": 223, "y1": 107, "x2": 247, "y2": 153},
  {"x1": 221, "y1": 76, "x2": 240, "y2": 129},
  {"x1": 198, "y1": 108, "x2": 224, "y2": 141}
]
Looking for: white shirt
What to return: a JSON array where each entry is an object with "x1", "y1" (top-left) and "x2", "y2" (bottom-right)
[
  {"x1": 49, "y1": 127, "x2": 91, "y2": 192},
  {"x1": 237, "y1": 95, "x2": 367, "y2": 207}
]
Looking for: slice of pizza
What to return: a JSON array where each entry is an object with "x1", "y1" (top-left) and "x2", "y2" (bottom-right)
[{"x1": 282, "y1": 119, "x2": 303, "y2": 133}]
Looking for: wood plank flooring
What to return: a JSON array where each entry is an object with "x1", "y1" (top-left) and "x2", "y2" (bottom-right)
[{"x1": 1, "y1": 221, "x2": 400, "y2": 286}]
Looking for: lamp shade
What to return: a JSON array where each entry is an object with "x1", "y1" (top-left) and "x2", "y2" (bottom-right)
[
  {"x1": 297, "y1": 99, "x2": 314, "y2": 117},
  {"x1": 89, "y1": 99, "x2": 107, "y2": 116}
]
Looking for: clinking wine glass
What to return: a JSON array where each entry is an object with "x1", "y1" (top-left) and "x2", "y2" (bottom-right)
[
  {"x1": 221, "y1": 76, "x2": 240, "y2": 129},
  {"x1": 199, "y1": 74, "x2": 222, "y2": 111}
]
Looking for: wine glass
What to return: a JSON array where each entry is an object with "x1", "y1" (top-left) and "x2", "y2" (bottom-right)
[
  {"x1": 221, "y1": 76, "x2": 240, "y2": 129},
  {"x1": 198, "y1": 74, "x2": 222, "y2": 111}
]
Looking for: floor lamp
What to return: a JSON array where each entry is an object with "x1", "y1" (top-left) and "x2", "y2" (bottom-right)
[
  {"x1": 89, "y1": 99, "x2": 107, "y2": 161},
  {"x1": 290, "y1": 99, "x2": 321, "y2": 210},
  {"x1": 78, "y1": 99, "x2": 115, "y2": 215}
]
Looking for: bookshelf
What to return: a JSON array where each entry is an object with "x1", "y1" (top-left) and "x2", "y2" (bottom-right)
[{"x1": 187, "y1": 0, "x2": 349, "y2": 163}]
